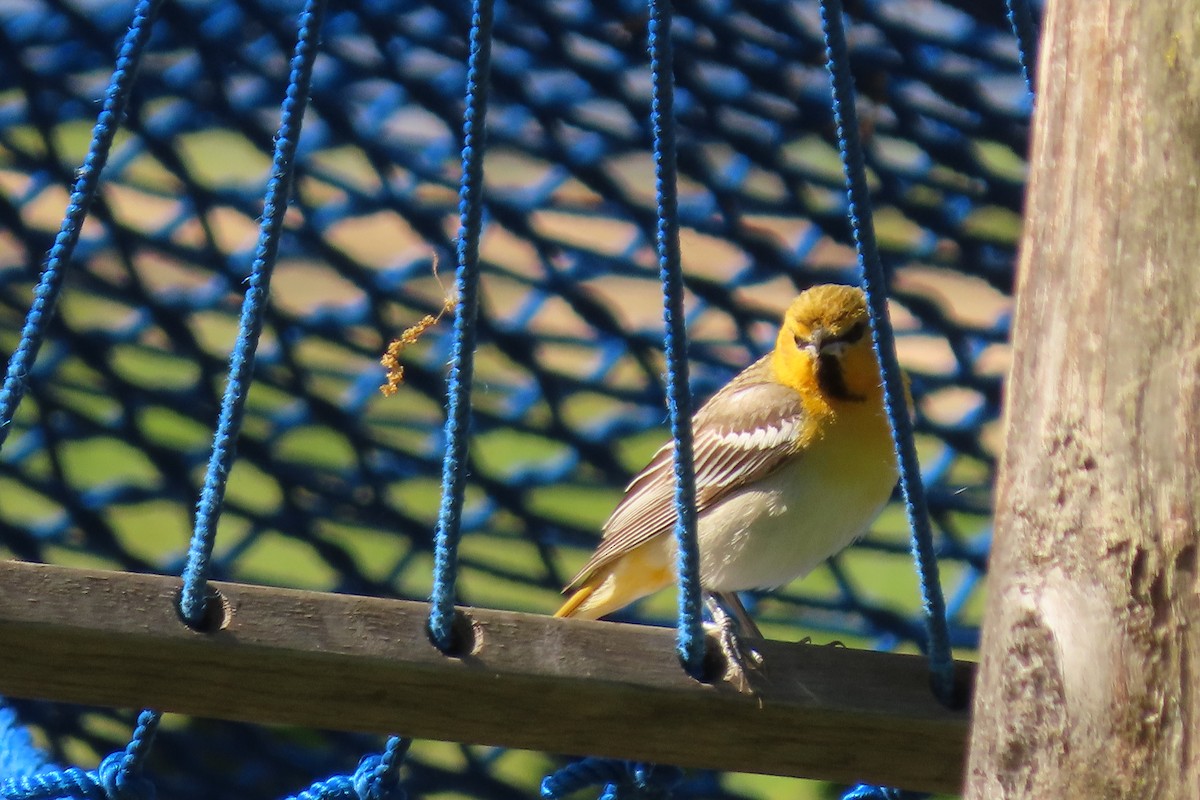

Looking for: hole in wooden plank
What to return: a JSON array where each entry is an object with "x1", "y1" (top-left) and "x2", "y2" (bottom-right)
[
  {"x1": 425, "y1": 608, "x2": 481, "y2": 657},
  {"x1": 690, "y1": 631, "x2": 731, "y2": 687},
  {"x1": 940, "y1": 660, "x2": 975, "y2": 711},
  {"x1": 173, "y1": 586, "x2": 230, "y2": 634}
]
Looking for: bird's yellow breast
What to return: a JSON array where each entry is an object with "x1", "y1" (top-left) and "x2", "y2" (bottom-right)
[{"x1": 694, "y1": 395, "x2": 898, "y2": 591}]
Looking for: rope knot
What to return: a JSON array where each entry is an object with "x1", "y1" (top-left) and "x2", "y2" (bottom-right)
[
  {"x1": 351, "y1": 754, "x2": 405, "y2": 800},
  {"x1": 541, "y1": 759, "x2": 682, "y2": 800},
  {"x1": 95, "y1": 753, "x2": 155, "y2": 800}
]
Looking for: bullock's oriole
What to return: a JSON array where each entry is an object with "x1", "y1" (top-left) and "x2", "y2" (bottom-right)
[{"x1": 556, "y1": 284, "x2": 899, "y2": 626}]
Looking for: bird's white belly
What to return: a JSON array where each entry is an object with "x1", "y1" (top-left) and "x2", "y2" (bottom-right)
[{"x1": 691, "y1": 430, "x2": 897, "y2": 592}]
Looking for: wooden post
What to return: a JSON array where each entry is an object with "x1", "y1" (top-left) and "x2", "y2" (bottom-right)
[{"x1": 965, "y1": 1, "x2": 1200, "y2": 797}]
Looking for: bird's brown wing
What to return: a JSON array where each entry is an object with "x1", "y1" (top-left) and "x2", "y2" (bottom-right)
[{"x1": 565, "y1": 356, "x2": 812, "y2": 591}]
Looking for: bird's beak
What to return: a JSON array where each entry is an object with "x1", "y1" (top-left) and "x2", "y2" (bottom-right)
[
  {"x1": 804, "y1": 328, "x2": 825, "y2": 357},
  {"x1": 810, "y1": 327, "x2": 851, "y2": 359}
]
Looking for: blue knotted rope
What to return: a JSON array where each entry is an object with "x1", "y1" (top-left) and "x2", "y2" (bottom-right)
[
  {"x1": 2, "y1": 766, "x2": 109, "y2": 800},
  {"x1": 541, "y1": 759, "x2": 682, "y2": 800},
  {"x1": 179, "y1": 0, "x2": 331, "y2": 627},
  {"x1": 98, "y1": 710, "x2": 159, "y2": 800},
  {"x1": 1005, "y1": 0, "x2": 1039, "y2": 95},
  {"x1": 0, "y1": 703, "x2": 49, "y2": 780},
  {"x1": 284, "y1": 776, "x2": 360, "y2": 800},
  {"x1": 817, "y1": 0, "x2": 955, "y2": 706},
  {"x1": 647, "y1": 0, "x2": 706, "y2": 680},
  {"x1": 428, "y1": 0, "x2": 496, "y2": 653},
  {"x1": 279, "y1": 740, "x2": 410, "y2": 800},
  {"x1": 350, "y1": 738, "x2": 410, "y2": 800},
  {"x1": 0, "y1": 0, "x2": 164, "y2": 452},
  {"x1": 1, "y1": 709, "x2": 160, "y2": 800}
]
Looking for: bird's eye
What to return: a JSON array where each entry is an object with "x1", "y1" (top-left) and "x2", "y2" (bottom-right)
[
  {"x1": 793, "y1": 331, "x2": 810, "y2": 348},
  {"x1": 842, "y1": 321, "x2": 867, "y2": 344}
]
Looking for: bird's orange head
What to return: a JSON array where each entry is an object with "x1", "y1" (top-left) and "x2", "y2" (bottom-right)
[{"x1": 771, "y1": 284, "x2": 884, "y2": 404}]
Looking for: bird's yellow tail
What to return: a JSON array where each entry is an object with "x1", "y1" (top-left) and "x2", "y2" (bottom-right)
[
  {"x1": 554, "y1": 538, "x2": 675, "y2": 619},
  {"x1": 554, "y1": 582, "x2": 598, "y2": 619}
]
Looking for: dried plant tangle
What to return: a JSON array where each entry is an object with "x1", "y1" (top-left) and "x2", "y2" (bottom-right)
[{"x1": 380, "y1": 258, "x2": 457, "y2": 396}]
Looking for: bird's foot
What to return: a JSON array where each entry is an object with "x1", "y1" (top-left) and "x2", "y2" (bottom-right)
[{"x1": 703, "y1": 594, "x2": 763, "y2": 692}]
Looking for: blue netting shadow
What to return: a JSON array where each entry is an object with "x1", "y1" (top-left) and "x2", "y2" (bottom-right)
[{"x1": 0, "y1": 0, "x2": 1030, "y2": 797}]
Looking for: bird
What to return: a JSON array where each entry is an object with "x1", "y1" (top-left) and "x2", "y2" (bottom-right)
[{"x1": 555, "y1": 284, "x2": 901, "y2": 630}]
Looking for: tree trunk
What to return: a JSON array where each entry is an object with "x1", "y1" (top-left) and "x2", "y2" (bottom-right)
[{"x1": 964, "y1": 1, "x2": 1200, "y2": 797}]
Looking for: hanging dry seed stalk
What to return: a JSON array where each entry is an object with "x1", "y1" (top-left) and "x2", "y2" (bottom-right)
[{"x1": 380, "y1": 258, "x2": 457, "y2": 396}]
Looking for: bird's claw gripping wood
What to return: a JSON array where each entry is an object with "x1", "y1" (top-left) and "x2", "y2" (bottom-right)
[{"x1": 704, "y1": 593, "x2": 764, "y2": 693}]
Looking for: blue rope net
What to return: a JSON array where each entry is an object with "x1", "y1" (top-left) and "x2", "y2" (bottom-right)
[{"x1": 0, "y1": 0, "x2": 1031, "y2": 797}]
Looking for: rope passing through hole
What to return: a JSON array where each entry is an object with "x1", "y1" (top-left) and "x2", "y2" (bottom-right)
[
  {"x1": 817, "y1": 0, "x2": 956, "y2": 708},
  {"x1": 179, "y1": 0, "x2": 332, "y2": 628},
  {"x1": 428, "y1": 0, "x2": 497, "y2": 653},
  {"x1": 647, "y1": 0, "x2": 706, "y2": 681}
]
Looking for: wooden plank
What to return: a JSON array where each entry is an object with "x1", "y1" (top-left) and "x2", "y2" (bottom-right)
[
  {"x1": 964, "y1": 1, "x2": 1200, "y2": 797},
  {"x1": 0, "y1": 560, "x2": 971, "y2": 792}
]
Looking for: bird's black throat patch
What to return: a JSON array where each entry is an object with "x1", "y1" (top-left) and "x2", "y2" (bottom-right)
[{"x1": 817, "y1": 354, "x2": 863, "y2": 402}]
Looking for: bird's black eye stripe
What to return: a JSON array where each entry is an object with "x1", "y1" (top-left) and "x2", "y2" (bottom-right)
[{"x1": 840, "y1": 320, "x2": 867, "y2": 344}]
